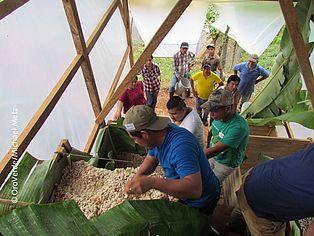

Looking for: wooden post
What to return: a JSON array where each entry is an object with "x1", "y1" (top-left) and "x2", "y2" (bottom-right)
[
  {"x1": 0, "y1": 0, "x2": 30, "y2": 20},
  {"x1": 62, "y1": 0, "x2": 102, "y2": 117},
  {"x1": 279, "y1": 0, "x2": 314, "y2": 110},
  {"x1": 95, "y1": 0, "x2": 193, "y2": 124},
  {"x1": 220, "y1": 25, "x2": 230, "y2": 69},
  {"x1": 119, "y1": 0, "x2": 134, "y2": 67}
]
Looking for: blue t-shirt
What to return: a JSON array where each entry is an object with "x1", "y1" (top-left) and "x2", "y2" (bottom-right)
[
  {"x1": 234, "y1": 62, "x2": 269, "y2": 96},
  {"x1": 148, "y1": 124, "x2": 220, "y2": 208},
  {"x1": 245, "y1": 144, "x2": 314, "y2": 221}
]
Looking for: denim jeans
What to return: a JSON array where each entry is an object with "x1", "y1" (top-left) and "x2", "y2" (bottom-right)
[
  {"x1": 169, "y1": 74, "x2": 178, "y2": 93},
  {"x1": 146, "y1": 91, "x2": 158, "y2": 110},
  {"x1": 195, "y1": 97, "x2": 210, "y2": 122}
]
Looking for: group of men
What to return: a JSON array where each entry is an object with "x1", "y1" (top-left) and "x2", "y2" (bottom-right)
[{"x1": 114, "y1": 42, "x2": 313, "y2": 235}]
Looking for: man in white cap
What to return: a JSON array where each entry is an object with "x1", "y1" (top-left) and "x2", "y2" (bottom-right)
[
  {"x1": 234, "y1": 54, "x2": 269, "y2": 108},
  {"x1": 123, "y1": 105, "x2": 220, "y2": 215},
  {"x1": 202, "y1": 89, "x2": 249, "y2": 182},
  {"x1": 169, "y1": 42, "x2": 195, "y2": 99}
]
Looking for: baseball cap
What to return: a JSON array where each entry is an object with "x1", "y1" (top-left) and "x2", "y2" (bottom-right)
[
  {"x1": 203, "y1": 63, "x2": 211, "y2": 69},
  {"x1": 123, "y1": 105, "x2": 170, "y2": 132},
  {"x1": 180, "y1": 42, "x2": 189, "y2": 49},
  {"x1": 201, "y1": 89, "x2": 233, "y2": 111},
  {"x1": 206, "y1": 44, "x2": 215, "y2": 49},
  {"x1": 249, "y1": 54, "x2": 259, "y2": 63}
]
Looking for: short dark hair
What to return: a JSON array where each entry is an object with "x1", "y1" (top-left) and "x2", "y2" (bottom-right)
[
  {"x1": 166, "y1": 96, "x2": 187, "y2": 110},
  {"x1": 151, "y1": 55, "x2": 153, "y2": 60},
  {"x1": 129, "y1": 130, "x2": 142, "y2": 138},
  {"x1": 227, "y1": 75, "x2": 240, "y2": 84}
]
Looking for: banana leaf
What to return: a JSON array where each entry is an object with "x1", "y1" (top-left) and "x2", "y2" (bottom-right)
[
  {"x1": 92, "y1": 124, "x2": 146, "y2": 167},
  {"x1": 0, "y1": 150, "x2": 92, "y2": 216},
  {"x1": 91, "y1": 199, "x2": 215, "y2": 236},
  {"x1": 247, "y1": 110, "x2": 314, "y2": 129},
  {"x1": 0, "y1": 200, "x2": 101, "y2": 236},
  {"x1": 242, "y1": 0, "x2": 314, "y2": 128}
]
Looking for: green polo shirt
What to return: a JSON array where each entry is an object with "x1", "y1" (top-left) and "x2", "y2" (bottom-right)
[{"x1": 210, "y1": 113, "x2": 249, "y2": 168}]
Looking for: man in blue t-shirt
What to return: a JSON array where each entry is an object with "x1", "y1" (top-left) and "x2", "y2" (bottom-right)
[
  {"x1": 237, "y1": 144, "x2": 314, "y2": 235},
  {"x1": 123, "y1": 105, "x2": 220, "y2": 215},
  {"x1": 234, "y1": 54, "x2": 269, "y2": 108}
]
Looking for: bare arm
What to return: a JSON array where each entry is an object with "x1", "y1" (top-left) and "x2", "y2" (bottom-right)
[
  {"x1": 305, "y1": 220, "x2": 314, "y2": 236},
  {"x1": 255, "y1": 75, "x2": 269, "y2": 84},
  {"x1": 125, "y1": 171, "x2": 202, "y2": 199},
  {"x1": 219, "y1": 68, "x2": 224, "y2": 80},
  {"x1": 204, "y1": 141, "x2": 229, "y2": 158},
  {"x1": 190, "y1": 79, "x2": 198, "y2": 97},
  {"x1": 234, "y1": 69, "x2": 238, "y2": 75},
  {"x1": 114, "y1": 100, "x2": 124, "y2": 120},
  {"x1": 134, "y1": 155, "x2": 159, "y2": 177}
]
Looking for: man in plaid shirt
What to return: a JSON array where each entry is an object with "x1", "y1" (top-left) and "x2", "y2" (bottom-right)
[
  {"x1": 170, "y1": 42, "x2": 195, "y2": 98},
  {"x1": 141, "y1": 55, "x2": 161, "y2": 111}
]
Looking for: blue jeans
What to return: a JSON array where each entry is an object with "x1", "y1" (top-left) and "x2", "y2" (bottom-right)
[
  {"x1": 196, "y1": 97, "x2": 210, "y2": 122},
  {"x1": 169, "y1": 74, "x2": 178, "y2": 93},
  {"x1": 146, "y1": 91, "x2": 158, "y2": 110}
]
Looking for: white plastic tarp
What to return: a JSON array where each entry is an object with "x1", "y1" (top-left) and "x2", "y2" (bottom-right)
[
  {"x1": 0, "y1": 0, "x2": 129, "y2": 160},
  {"x1": 212, "y1": 1, "x2": 284, "y2": 56},
  {"x1": 129, "y1": 0, "x2": 209, "y2": 57}
]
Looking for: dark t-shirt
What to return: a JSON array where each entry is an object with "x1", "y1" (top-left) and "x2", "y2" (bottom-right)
[{"x1": 245, "y1": 144, "x2": 314, "y2": 221}]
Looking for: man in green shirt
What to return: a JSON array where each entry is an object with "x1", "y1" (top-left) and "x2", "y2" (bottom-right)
[{"x1": 202, "y1": 89, "x2": 249, "y2": 182}]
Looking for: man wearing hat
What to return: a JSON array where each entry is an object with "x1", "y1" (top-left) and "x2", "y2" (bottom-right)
[
  {"x1": 234, "y1": 54, "x2": 269, "y2": 108},
  {"x1": 123, "y1": 105, "x2": 220, "y2": 215},
  {"x1": 191, "y1": 63, "x2": 223, "y2": 126},
  {"x1": 202, "y1": 89, "x2": 249, "y2": 182},
  {"x1": 169, "y1": 42, "x2": 195, "y2": 99},
  {"x1": 201, "y1": 44, "x2": 224, "y2": 80}
]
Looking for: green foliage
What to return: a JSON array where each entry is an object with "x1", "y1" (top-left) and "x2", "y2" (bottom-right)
[{"x1": 204, "y1": 4, "x2": 220, "y2": 39}]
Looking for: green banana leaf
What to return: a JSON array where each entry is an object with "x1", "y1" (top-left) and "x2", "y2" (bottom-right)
[
  {"x1": 91, "y1": 199, "x2": 215, "y2": 236},
  {"x1": 242, "y1": 0, "x2": 314, "y2": 128},
  {"x1": 0, "y1": 200, "x2": 101, "y2": 236},
  {"x1": 0, "y1": 199, "x2": 215, "y2": 236},
  {"x1": 0, "y1": 150, "x2": 92, "y2": 216},
  {"x1": 247, "y1": 110, "x2": 314, "y2": 129},
  {"x1": 92, "y1": 124, "x2": 146, "y2": 167}
]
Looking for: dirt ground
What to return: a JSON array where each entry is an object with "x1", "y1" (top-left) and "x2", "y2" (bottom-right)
[{"x1": 154, "y1": 88, "x2": 242, "y2": 236}]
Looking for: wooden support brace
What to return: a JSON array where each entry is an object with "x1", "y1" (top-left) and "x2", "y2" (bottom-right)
[
  {"x1": 0, "y1": 0, "x2": 30, "y2": 20},
  {"x1": 95, "y1": 0, "x2": 193, "y2": 124},
  {"x1": 62, "y1": 0, "x2": 102, "y2": 116},
  {"x1": 279, "y1": 0, "x2": 314, "y2": 110}
]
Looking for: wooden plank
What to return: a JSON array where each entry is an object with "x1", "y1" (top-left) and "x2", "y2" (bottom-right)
[
  {"x1": 62, "y1": 0, "x2": 102, "y2": 116},
  {"x1": 279, "y1": 0, "x2": 314, "y2": 109},
  {"x1": 0, "y1": 55, "x2": 84, "y2": 186},
  {"x1": 121, "y1": 0, "x2": 134, "y2": 67},
  {"x1": 86, "y1": 0, "x2": 119, "y2": 54},
  {"x1": 242, "y1": 135, "x2": 311, "y2": 173},
  {"x1": 84, "y1": 46, "x2": 130, "y2": 153},
  {"x1": 0, "y1": 0, "x2": 29, "y2": 20},
  {"x1": 249, "y1": 125, "x2": 277, "y2": 136},
  {"x1": 95, "y1": 0, "x2": 193, "y2": 124}
]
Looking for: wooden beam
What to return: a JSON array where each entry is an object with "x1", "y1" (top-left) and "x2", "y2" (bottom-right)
[
  {"x1": 95, "y1": 0, "x2": 193, "y2": 124},
  {"x1": 62, "y1": 0, "x2": 102, "y2": 116},
  {"x1": 279, "y1": 0, "x2": 314, "y2": 109},
  {"x1": 84, "y1": 46, "x2": 130, "y2": 153},
  {"x1": 0, "y1": 55, "x2": 84, "y2": 186},
  {"x1": 120, "y1": 0, "x2": 134, "y2": 67},
  {"x1": 283, "y1": 122, "x2": 294, "y2": 139},
  {"x1": 0, "y1": 0, "x2": 29, "y2": 20},
  {"x1": 86, "y1": 0, "x2": 119, "y2": 54}
]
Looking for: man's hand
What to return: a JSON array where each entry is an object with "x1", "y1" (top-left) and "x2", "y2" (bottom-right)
[{"x1": 124, "y1": 175, "x2": 154, "y2": 195}]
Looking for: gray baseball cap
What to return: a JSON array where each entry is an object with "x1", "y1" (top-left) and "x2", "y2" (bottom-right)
[
  {"x1": 123, "y1": 105, "x2": 170, "y2": 132},
  {"x1": 201, "y1": 89, "x2": 233, "y2": 111}
]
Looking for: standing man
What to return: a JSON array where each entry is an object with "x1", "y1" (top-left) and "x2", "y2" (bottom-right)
[
  {"x1": 201, "y1": 89, "x2": 249, "y2": 182},
  {"x1": 237, "y1": 144, "x2": 314, "y2": 236},
  {"x1": 123, "y1": 105, "x2": 220, "y2": 215},
  {"x1": 234, "y1": 54, "x2": 269, "y2": 108},
  {"x1": 191, "y1": 64, "x2": 222, "y2": 126},
  {"x1": 170, "y1": 42, "x2": 195, "y2": 98},
  {"x1": 224, "y1": 75, "x2": 241, "y2": 113},
  {"x1": 202, "y1": 44, "x2": 224, "y2": 81},
  {"x1": 141, "y1": 55, "x2": 161, "y2": 111},
  {"x1": 167, "y1": 96, "x2": 204, "y2": 148}
]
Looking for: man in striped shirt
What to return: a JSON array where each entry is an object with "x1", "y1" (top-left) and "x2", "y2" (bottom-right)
[
  {"x1": 141, "y1": 55, "x2": 161, "y2": 111},
  {"x1": 170, "y1": 42, "x2": 195, "y2": 98}
]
